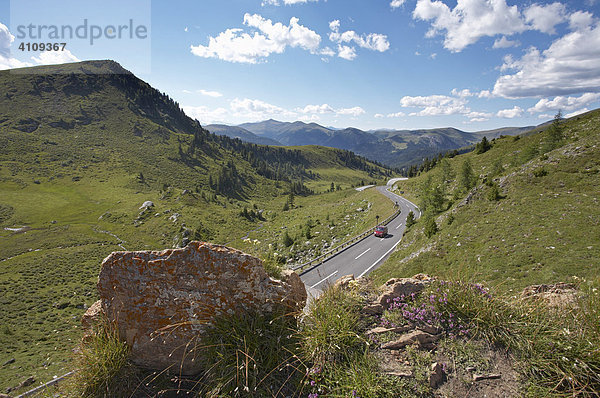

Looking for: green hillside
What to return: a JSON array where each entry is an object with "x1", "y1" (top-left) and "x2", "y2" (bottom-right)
[
  {"x1": 373, "y1": 109, "x2": 600, "y2": 292},
  {"x1": 0, "y1": 60, "x2": 395, "y2": 392}
]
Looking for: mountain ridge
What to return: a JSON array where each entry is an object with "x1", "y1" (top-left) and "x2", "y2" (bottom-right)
[{"x1": 211, "y1": 119, "x2": 542, "y2": 169}]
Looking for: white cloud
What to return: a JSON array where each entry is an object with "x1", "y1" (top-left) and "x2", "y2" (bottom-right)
[
  {"x1": 478, "y1": 90, "x2": 493, "y2": 98},
  {"x1": 230, "y1": 97, "x2": 294, "y2": 119},
  {"x1": 451, "y1": 88, "x2": 474, "y2": 97},
  {"x1": 182, "y1": 105, "x2": 229, "y2": 124},
  {"x1": 565, "y1": 108, "x2": 590, "y2": 118},
  {"x1": 374, "y1": 113, "x2": 385, "y2": 118},
  {"x1": 412, "y1": 0, "x2": 526, "y2": 52},
  {"x1": 31, "y1": 49, "x2": 79, "y2": 65},
  {"x1": 429, "y1": 53, "x2": 437, "y2": 59},
  {"x1": 493, "y1": 24, "x2": 600, "y2": 98},
  {"x1": 190, "y1": 13, "x2": 321, "y2": 63},
  {"x1": 401, "y1": 94, "x2": 469, "y2": 116},
  {"x1": 320, "y1": 47, "x2": 336, "y2": 57},
  {"x1": 0, "y1": 22, "x2": 14, "y2": 56},
  {"x1": 466, "y1": 111, "x2": 493, "y2": 121},
  {"x1": 524, "y1": 2, "x2": 567, "y2": 34},
  {"x1": 297, "y1": 103, "x2": 335, "y2": 114},
  {"x1": 386, "y1": 111, "x2": 406, "y2": 117},
  {"x1": 262, "y1": 0, "x2": 318, "y2": 5},
  {"x1": 184, "y1": 27, "x2": 189, "y2": 32},
  {"x1": 328, "y1": 19, "x2": 390, "y2": 60},
  {"x1": 337, "y1": 45, "x2": 357, "y2": 60},
  {"x1": 198, "y1": 89, "x2": 223, "y2": 98},
  {"x1": 329, "y1": 20, "x2": 390, "y2": 52},
  {"x1": 337, "y1": 106, "x2": 366, "y2": 117},
  {"x1": 390, "y1": 0, "x2": 406, "y2": 8},
  {"x1": 527, "y1": 93, "x2": 600, "y2": 113},
  {"x1": 569, "y1": 11, "x2": 596, "y2": 31},
  {"x1": 496, "y1": 106, "x2": 523, "y2": 118},
  {"x1": 493, "y1": 36, "x2": 520, "y2": 49}
]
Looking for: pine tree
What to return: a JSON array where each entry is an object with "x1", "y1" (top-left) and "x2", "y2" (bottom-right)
[
  {"x1": 424, "y1": 216, "x2": 438, "y2": 238},
  {"x1": 543, "y1": 110, "x2": 564, "y2": 153},
  {"x1": 475, "y1": 136, "x2": 491, "y2": 154},
  {"x1": 460, "y1": 159, "x2": 476, "y2": 192},
  {"x1": 406, "y1": 210, "x2": 416, "y2": 228},
  {"x1": 282, "y1": 231, "x2": 294, "y2": 247}
]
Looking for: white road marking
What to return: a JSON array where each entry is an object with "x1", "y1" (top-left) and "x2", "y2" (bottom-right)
[
  {"x1": 310, "y1": 270, "x2": 339, "y2": 289},
  {"x1": 358, "y1": 237, "x2": 403, "y2": 278},
  {"x1": 355, "y1": 248, "x2": 371, "y2": 260},
  {"x1": 380, "y1": 238, "x2": 385, "y2": 241},
  {"x1": 396, "y1": 223, "x2": 401, "y2": 229}
]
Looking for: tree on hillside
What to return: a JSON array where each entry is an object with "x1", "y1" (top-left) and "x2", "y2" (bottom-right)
[
  {"x1": 424, "y1": 216, "x2": 438, "y2": 238},
  {"x1": 421, "y1": 175, "x2": 445, "y2": 215},
  {"x1": 459, "y1": 159, "x2": 477, "y2": 192},
  {"x1": 543, "y1": 110, "x2": 564, "y2": 153},
  {"x1": 282, "y1": 230, "x2": 294, "y2": 247},
  {"x1": 406, "y1": 210, "x2": 416, "y2": 228},
  {"x1": 475, "y1": 136, "x2": 492, "y2": 154},
  {"x1": 440, "y1": 158, "x2": 455, "y2": 184}
]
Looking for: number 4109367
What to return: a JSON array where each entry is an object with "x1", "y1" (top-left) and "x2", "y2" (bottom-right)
[{"x1": 18, "y1": 42, "x2": 67, "y2": 51}]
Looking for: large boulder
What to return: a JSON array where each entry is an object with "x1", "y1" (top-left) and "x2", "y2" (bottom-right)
[
  {"x1": 378, "y1": 276, "x2": 430, "y2": 309},
  {"x1": 93, "y1": 241, "x2": 306, "y2": 374}
]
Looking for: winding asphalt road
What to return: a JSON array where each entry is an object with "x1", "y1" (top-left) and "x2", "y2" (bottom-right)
[{"x1": 300, "y1": 181, "x2": 420, "y2": 297}]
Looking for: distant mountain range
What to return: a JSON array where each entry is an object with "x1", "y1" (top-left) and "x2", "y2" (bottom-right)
[{"x1": 205, "y1": 120, "x2": 543, "y2": 169}]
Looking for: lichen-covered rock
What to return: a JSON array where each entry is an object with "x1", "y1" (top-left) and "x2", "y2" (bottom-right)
[
  {"x1": 378, "y1": 277, "x2": 429, "y2": 309},
  {"x1": 521, "y1": 282, "x2": 579, "y2": 308},
  {"x1": 81, "y1": 299, "x2": 102, "y2": 331},
  {"x1": 96, "y1": 241, "x2": 306, "y2": 374}
]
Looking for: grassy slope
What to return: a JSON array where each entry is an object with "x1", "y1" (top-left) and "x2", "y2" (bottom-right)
[
  {"x1": 373, "y1": 109, "x2": 600, "y2": 293},
  {"x1": 0, "y1": 61, "x2": 395, "y2": 391}
]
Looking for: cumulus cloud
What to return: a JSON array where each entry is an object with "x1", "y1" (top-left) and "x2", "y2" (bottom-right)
[
  {"x1": 493, "y1": 23, "x2": 600, "y2": 98},
  {"x1": 296, "y1": 103, "x2": 335, "y2": 114},
  {"x1": 412, "y1": 0, "x2": 526, "y2": 52},
  {"x1": 328, "y1": 19, "x2": 390, "y2": 60},
  {"x1": 1, "y1": 23, "x2": 83, "y2": 70},
  {"x1": 524, "y1": 2, "x2": 567, "y2": 34},
  {"x1": 390, "y1": 0, "x2": 406, "y2": 8},
  {"x1": 190, "y1": 13, "x2": 321, "y2": 63},
  {"x1": 451, "y1": 88, "x2": 474, "y2": 98},
  {"x1": 198, "y1": 89, "x2": 223, "y2": 98},
  {"x1": 386, "y1": 111, "x2": 406, "y2": 117},
  {"x1": 337, "y1": 45, "x2": 357, "y2": 60},
  {"x1": 31, "y1": 49, "x2": 79, "y2": 65},
  {"x1": 230, "y1": 97, "x2": 294, "y2": 119},
  {"x1": 569, "y1": 11, "x2": 596, "y2": 31},
  {"x1": 336, "y1": 106, "x2": 366, "y2": 117},
  {"x1": 466, "y1": 111, "x2": 493, "y2": 122},
  {"x1": 493, "y1": 36, "x2": 520, "y2": 49},
  {"x1": 400, "y1": 94, "x2": 469, "y2": 116},
  {"x1": 496, "y1": 106, "x2": 524, "y2": 118},
  {"x1": 183, "y1": 105, "x2": 229, "y2": 124},
  {"x1": 565, "y1": 108, "x2": 590, "y2": 118},
  {"x1": 527, "y1": 93, "x2": 600, "y2": 113}
]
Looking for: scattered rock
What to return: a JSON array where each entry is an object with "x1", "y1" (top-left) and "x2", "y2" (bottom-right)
[
  {"x1": 362, "y1": 303, "x2": 384, "y2": 315},
  {"x1": 17, "y1": 376, "x2": 35, "y2": 389},
  {"x1": 418, "y1": 324, "x2": 442, "y2": 335},
  {"x1": 81, "y1": 300, "x2": 102, "y2": 332},
  {"x1": 429, "y1": 362, "x2": 445, "y2": 388},
  {"x1": 2, "y1": 358, "x2": 15, "y2": 366},
  {"x1": 381, "y1": 330, "x2": 439, "y2": 350},
  {"x1": 92, "y1": 241, "x2": 306, "y2": 375},
  {"x1": 473, "y1": 373, "x2": 502, "y2": 382},
  {"x1": 386, "y1": 371, "x2": 413, "y2": 378},
  {"x1": 378, "y1": 277, "x2": 429, "y2": 309},
  {"x1": 139, "y1": 201, "x2": 154, "y2": 210},
  {"x1": 366, "y1": 325, "x2": 412, "y2": 335},
  {"x1": 333, "y1": 274, "x2": 355, "y2": 289},
  {"x1": 466, "y1": 366, "x2": 476, "y2": 372},
  {"x1": 521, "y1": 283, "x2": 579, "y2": 308}
]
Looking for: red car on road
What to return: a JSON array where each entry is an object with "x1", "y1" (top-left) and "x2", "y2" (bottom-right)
[{"x1": 374, "y1": 225, "x2": 388, "y2": 238}]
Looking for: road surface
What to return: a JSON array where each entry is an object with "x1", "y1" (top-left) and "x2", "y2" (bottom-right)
[{"x1": 300, "y1": 183, "x2": 420, "y2": 297}]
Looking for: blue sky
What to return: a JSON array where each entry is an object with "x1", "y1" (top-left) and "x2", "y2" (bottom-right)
[{"x1": 1, "y1": 0, "x2": 600, "y2": 131}]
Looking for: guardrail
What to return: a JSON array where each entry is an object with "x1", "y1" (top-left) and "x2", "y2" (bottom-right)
[{"x1": 292, "y1": 206, "x2": 402, "y2": 275}]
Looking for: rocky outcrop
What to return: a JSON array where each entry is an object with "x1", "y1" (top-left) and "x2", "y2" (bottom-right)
[
  {"x1": 521, "y1": 282, "x2": 579, "y2": 308},
  {"x1": 378, "y1": 276, "x2": 430, "y2": 309},
  {"x1": 87, "y1": 241, "x2": 306, "y2": 374}
]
